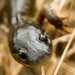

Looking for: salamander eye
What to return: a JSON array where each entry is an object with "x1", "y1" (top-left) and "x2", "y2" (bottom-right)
[
  {"x1": 19, "y1": 52, "x2": 26, "y2": 59},
  {"x1": 18, "y1": 49, "x2": 28, "y2": 59},
  {"x1": 39, "y1": 34, "x2": 48, "y2": 42}
]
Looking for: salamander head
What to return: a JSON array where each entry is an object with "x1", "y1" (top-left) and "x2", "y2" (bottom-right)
[{"x1": 8, "y1": 20, "x2": 52, "y2": 67}]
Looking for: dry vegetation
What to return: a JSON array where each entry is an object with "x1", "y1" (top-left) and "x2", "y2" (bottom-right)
[{"x1": 0, "y1": 0, "x2": 75, "y2": 75}]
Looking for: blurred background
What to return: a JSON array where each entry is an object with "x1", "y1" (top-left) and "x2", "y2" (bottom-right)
[{"x1": 0, "y1": 0, "x2": 75, "y2": 75}]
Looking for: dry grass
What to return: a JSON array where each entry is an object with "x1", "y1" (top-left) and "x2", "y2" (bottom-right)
[{"x1": 0, "y1": 0, "x2": 75, "y2": 75}]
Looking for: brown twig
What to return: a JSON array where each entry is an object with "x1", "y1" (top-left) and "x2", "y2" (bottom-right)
[
  {"x1": 41, "y1": 66, "x2": 45, "y2": 75},
  {"x1": 12, "y1": 64, "x2": 23, "y2": 75},
  {"x1": 54, "y1": 29, "x2": 75, "y2": 75},
  {"x1": 58, "y1": 0, "x2": 66, "y2": 15},
  {"x1": 61, "y1": 62, "x2": 75, "y2": 74},
  {"x1": 67, "y1": 0, "x2": 74, "y2": 22},
  {"x1": 65, "y1": 44, "x2": 75, "y2": 60},
  {"x1": 52, "y1": 34, "x2": 70, "y2": 46}
]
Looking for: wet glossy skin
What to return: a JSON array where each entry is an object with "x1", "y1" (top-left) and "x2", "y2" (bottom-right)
[{"x1": 9, "y1": 21, "x2": 52, "y2": 67}]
